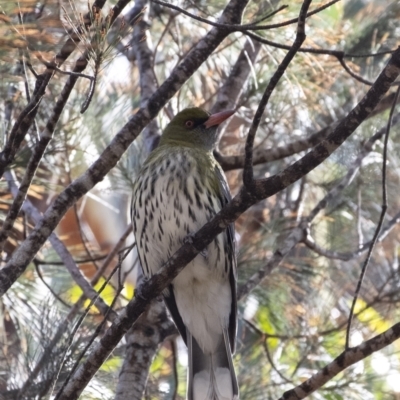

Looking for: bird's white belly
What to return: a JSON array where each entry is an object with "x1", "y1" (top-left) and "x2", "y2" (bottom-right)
[{"x1": 174, "y1": 259, "x2": 232, "y2": 354}]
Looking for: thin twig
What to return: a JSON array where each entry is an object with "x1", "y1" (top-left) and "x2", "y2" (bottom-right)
[
  {"x1": 54, "y1": 262, "x2": 125, "y2": 400},
  {"x1": 17, "y1": 229, "x2": 134, "y2": 398},
  {"x1": 151, "y1": 0, "x2": 338, "y2": 32},
  {"x1": 244, "y1": 319, "x2": 293, "y2": 384},
  {"x1": 243, "y1": 0, "x2": 312, "y2": 187},
  {"x1": 33, "y1": 261, "x2": 72, "y2": 308},
  {"x1": 52, "y1": 261, "x2": 124, "y2": 399},
  {"x1": 337, "y1": 56, "x2": 374, "y2": 85},
  {"x1": 246, "y1": 0, "x2": 338, "y2": 31},
  {"x1": 38, "y1": 58, "x2": 95, "y2": 81},
  {"x1": 245, "y1": 31, "x2": 396, "y2": 86},
  {"x1": 345, "y1": 85, "x2": 400, "y2": 349},
  {"x1": 278, "y1": 321, "x2": 400, "y2": 399}
]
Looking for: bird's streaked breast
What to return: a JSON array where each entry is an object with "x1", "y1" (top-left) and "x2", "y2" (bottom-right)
[{"x1": 131, "y1": 146, "x2": 230, "y2": 279}]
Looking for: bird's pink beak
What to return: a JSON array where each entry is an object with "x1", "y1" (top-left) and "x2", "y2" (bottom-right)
[{"x1": 204, "y1": 110, "x2": 235, "y2": 128}]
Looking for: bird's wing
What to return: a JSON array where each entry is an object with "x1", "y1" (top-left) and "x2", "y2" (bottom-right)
[
  {"x1": 214, "y1": 164, "x2": 237, "y2": 353},
  {"x1": 130, "y1": 184, "x2": 150, "y2": 277},
  {"x1": 163, "y1": 286, "x2": 188, "y2": 344}
]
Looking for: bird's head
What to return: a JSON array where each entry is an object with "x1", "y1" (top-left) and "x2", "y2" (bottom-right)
[{"x1": 159, "y1": 107, "x2": 235, "y2": 151}]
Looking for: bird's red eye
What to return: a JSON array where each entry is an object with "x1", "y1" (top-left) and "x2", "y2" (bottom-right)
[{"x1": 185, "y1": 120, "x2": 194, "y2": 128}]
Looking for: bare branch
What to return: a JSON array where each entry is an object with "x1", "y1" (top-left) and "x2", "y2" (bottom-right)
[
  {"x1": 211, "y1": 37, "x2": 261, "y2": 114},
  {"x1": 0, "y1": 0, "x2": 113, "y2": 177},
  {"x1": 346, "y1": 84, "x2": 400, "y2": 349},
  {"x1": 114, "y1": 301, "x2": 173, "y2": 400},
  {"x1": 243, "y1": 0, "x2": 311, "y2": 187},
  {"x1": 3, "y1": 171, "x2": 114, "y2": 319},
  {"x1": 218, "y1": 97, "x2": 400, "y2": 172},
  {"x1": 151, "y1": 0, "x2": 340, "y2": 32},
  {"x1": 278, "y1": 322, "x2": 400, "y2": 400},
  {"x1": 217, "y1": 120, "x2": 336, "y2": 171},
  {"x1": 245, "y1": 32, "x2": 396, "y2": 86}
]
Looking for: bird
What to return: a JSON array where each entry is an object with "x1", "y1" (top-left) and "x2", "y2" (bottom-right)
[{"x1": 131, "y1": 107, "x2": 239, "y2": 400}]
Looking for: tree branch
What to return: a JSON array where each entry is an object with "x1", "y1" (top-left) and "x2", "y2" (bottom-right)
[
  {"x1": 346, "y1": 83, "x2": 400, "y2": 349},
  {"x1": 3, "y1": 171, "x2": 114, "y2": 319},
  {"x1": 151, "y1": 0, "x2": 339, "y2": 32},
  {"x1": 245, "y1": 31, "x2": 395, "y2": 86},
  {"x1": 217, "y1": 123, "x2": 336, "y2": 171},
  {"x1": 242, "y1": 0, "x2": 311, "y2": 187},
  {"x1": 114, "y1": 301, "x2": 173, "y2": 400},
  {"x1": 0, "y1": 0, "x2": 112, "y2": 178},
  {"x1": 278, "y1": 321, "x2": 400, "y2": 400},
  {"x1": 211, "y1": 37, "x2": 261, "y2": 114},
  {"x1": 217, "y1": 97, "x2": 400, "y2": 172}
]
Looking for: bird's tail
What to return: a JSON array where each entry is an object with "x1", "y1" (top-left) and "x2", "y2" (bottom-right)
[{"x1": 187, "y1": 329, "x2": 239, "y2": 400}]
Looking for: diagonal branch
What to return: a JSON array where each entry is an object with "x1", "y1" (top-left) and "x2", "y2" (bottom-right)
[
  {"x1": 242, "y1": 0, "x2": 312, "y2": 187},
  {"x1": 0, "y1": 0, "x2": 111, "y2": 178},
  {"x1": 151, "y1": 0, "x2": 339, "y2": 32},
  {"x1": 245, "y1": 31, "x2": 396, "y2": 86},
  {"x1": 0, "y1": 0, "x2": 139, "y2": 251},
  {"x1": 278, "y1": 321, "x2": 400, "y2": 400},
  {"x1": 345, "y1": 83, "x2": 400, "y2": 349},
  {"x1": 4, "y1": 171, "x2": 114, "y2": 319},
  {"x1": 211, "y1": 37, "x2": 261, "y2": 114}
]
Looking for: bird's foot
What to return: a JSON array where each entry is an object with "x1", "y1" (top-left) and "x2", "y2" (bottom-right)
[
  {"x1": 183, "y1": 233, "x2": 208, "y2": 258},
  {"x1": 134, "y1": 277, "x2": 149, "y2": 301}
]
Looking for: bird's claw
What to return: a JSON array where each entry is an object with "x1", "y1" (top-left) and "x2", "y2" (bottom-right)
[{"x1": 134, "y1": 278, "x2": 149, "y2": 301}]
